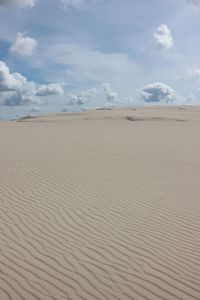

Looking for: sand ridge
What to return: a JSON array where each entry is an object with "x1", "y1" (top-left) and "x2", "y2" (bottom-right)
[{"x1": 0, "y1": 107, "x2": 200, "y2": 299}]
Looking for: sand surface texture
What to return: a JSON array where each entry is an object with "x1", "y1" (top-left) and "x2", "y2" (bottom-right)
[{"x1": 0, "y1": 106, "x2": 200, "y2": 300}]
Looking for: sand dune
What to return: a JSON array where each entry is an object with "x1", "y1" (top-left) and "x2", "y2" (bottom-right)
[{"x1": 1, "y1": 106, "x2": 200, "y2": 299}]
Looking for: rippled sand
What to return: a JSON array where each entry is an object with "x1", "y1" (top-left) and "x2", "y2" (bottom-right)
[{"x1": 1, "y1": 106, "x2": 200, "y2": 300}]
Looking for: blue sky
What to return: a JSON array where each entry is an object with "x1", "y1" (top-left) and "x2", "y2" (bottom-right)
[{"x1": 0, "y1": 0, "x2": 200, "y2": 119}]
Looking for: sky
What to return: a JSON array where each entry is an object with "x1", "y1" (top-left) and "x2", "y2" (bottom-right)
[{"x1": 0, "y1": 0, "x2": 200, "y2": 119}]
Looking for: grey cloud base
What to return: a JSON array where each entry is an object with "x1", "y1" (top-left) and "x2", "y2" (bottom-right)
[
  {"x1": 0, "y1": 61, "x2": 64, "y2": 106},
  {"x1": 0, "y1": 0, "x2": 36, "y2": 7},
  {"x1": 36, "y1": 84, "x2": 64, "y2": 97},
  {"x1": 0, "y1": 0, "x2": 87, "y2": 8}
]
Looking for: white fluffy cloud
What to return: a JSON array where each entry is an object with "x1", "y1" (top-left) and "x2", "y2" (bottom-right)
[
  {"x1": 11, "y1": 33, "x2": 38, "y2": 56},
  {"x1": 0, "y1": 0, "x2": 36, "y2": 7},
  {"x1": 154, "y1": 24, "x2": 173, "y2": 50},
  {"x1": 141, "y1": 82, "x2": 179, "y2": 103},
  {"x1": 0, "y1": 61, "x2": 36, "y2": 105},
  {"x1": 36, "y1": 83, "x2": 64, "y2": 96},
  {"x1": 103, "y1": 83, "x2": 118, "y2": 103},
  {"x1": 0, "y1": 61, "x2": 64, "y2": 106},
  {"x1": 0, "y1": 61, "x2": 29, "y2": 92},
  {"x1": 68, "y1": 88, "x2": 97, "y2": 105}
]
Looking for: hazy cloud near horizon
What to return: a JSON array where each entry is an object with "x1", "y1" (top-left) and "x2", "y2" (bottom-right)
[
  {"x1": 103, "y1": 83, "x2": 118, "y2": 103},
  {"x1": 68, "y1": 88, "x2": 97, "y2": 105},
  {"x1": 0, "y1": 0, "x2": 200, "y2": 119}
]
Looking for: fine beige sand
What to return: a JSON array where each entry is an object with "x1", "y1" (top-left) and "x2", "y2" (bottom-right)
[{"x1": 1, "y1": 106, "x2": 200, "y2": 300}]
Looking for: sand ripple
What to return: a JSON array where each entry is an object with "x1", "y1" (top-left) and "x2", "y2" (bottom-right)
[{"x1": 1, "y1": 107, "x2": 200, "y2": 299}]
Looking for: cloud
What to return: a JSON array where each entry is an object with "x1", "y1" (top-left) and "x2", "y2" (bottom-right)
[
  {"x1": 60, "y1": 0, "x2": 85, "y2": 9},
  {"x1": 186, "y1": 66, "x2": 200, "y2": 77},
  {"x1": 36, "y1": 83, "x2": 64, "y2": 96},
  {"x1": 10, "y1": 33, "x2": 38, "y2": 56},
  {"x1": 4, "y1": 87, "x2": 36, "y2": 106},
  {"x1": 185, "y1": 92, "x2": 195, "y2": 103},
  {"x1": 31, "y1": 106, "x2": 40, "y2": 112},
  {"x1": 68, "y1": 88, "x2": 97, "y2": 105},
  {"x1": 0, "y1": 61, "x2": 28, "y2": 92},
  {"x1": 141, "y1": 82, "x2": 180, "y2": 103},
  {"x1": 0, "y1": 0, "x2": 88, "y2": 9},
  {"x1": 188, "y1": 0, "x2": 200, "y2": 5},
  {"x1": 0, "y1": 61, "x2": 64, "y2": 106},
  {"x1": 154, "y1": 24, "x2": 173, "y2": 50},
  {"x1": 60, "y1": 0, "x2": 102, "y2": 9},
  {"x1": 2, "y1": 74, "x2": 37, "y2": 106},
  {"x1": 103, "y1": 83, "x2": 118, "y2": 103},
  {"x1": 62, "y1": 108, "x2": 68, "y2": 112},
  {"x1": 0, "y1": 0, "x2": 36, "y2": 7},
  {"x1": 39, "y1": 43, "x2": 139, "y2": 87}
]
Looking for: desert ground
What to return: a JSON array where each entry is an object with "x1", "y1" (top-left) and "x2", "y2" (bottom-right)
[{"x1": 0, "y1": 106, "x2": 200, "y2": 300}]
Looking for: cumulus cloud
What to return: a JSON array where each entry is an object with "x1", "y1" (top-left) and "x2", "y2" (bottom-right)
[
  {"x1": 4, "y1": 87, "x2": 35, "y2": 106},
  {"x1": 68, "y1": 88, "x2": 97, "y2": 105},
  {"x1": 0, "y1": 61, "x2": 64, "y2": 106},
  {"x1": 0, "y1": 0, "x2": 36, "y2": 7},
  {"x1": 0, "y1": 61, "x2": 29, "y2": 92},
  {"x1": 103, "y1": 83, "x2": 118, "y2": 103},
  {"x1": 141, "y1": 82, "x2": 180, "y2": 103},
  {"x1": 1, "y1": 68, "x2": 37, "y2": 105},
  {"x1": 36, "y1": 83, "x2": 64, "y2": 96},
  {"x1": 154, "y1": 24, "x2": 173, "y2": 50},
  {"x1": 11, "y1": 33, "x2": 38, "y2": 56}
]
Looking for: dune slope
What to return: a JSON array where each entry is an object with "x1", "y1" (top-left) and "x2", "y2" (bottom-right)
[{"x1": 0, "y1": 107, "x2": 200, "y2": 300}]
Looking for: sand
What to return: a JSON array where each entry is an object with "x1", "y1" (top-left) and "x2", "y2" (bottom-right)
[{"x1": 0, "y1": 106, "x2": 200, "y2": 300}]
